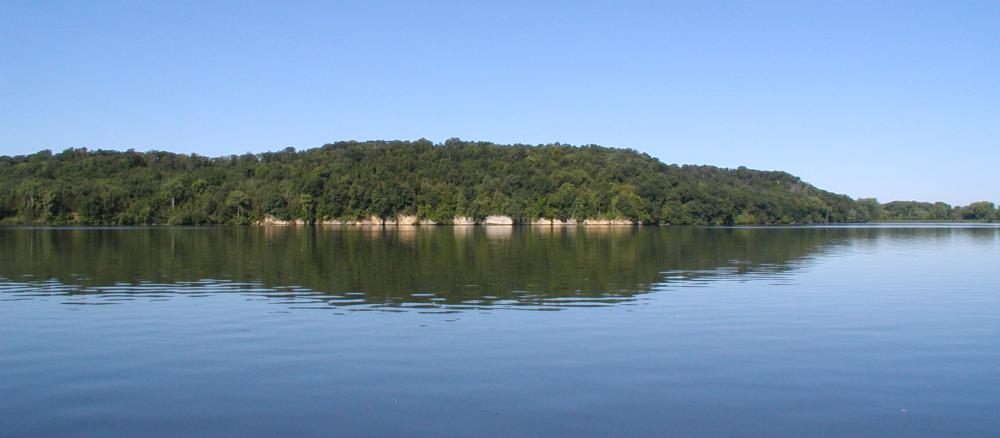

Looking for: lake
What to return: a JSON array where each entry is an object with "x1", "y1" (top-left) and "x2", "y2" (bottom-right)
[{"x1": 1, "y1": 225, "x2": 998, "y2": 437}]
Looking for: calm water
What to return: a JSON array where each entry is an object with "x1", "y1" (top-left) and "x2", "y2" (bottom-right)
[{"x1": 1, "y1": 225, "x2": 998, "y2": 437}]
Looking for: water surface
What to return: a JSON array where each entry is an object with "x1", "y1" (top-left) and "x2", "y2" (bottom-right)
[{"x1": 1, "y1": 225, "x2": 998, "y2": 436}]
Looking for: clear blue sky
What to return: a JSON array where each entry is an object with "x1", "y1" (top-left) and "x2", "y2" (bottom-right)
[{"x1": 2, "y1": 1, "x2": 997, "y2": 205}]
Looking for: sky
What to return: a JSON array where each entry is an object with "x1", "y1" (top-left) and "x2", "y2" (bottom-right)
[{"x1": 1, "y1": 1, "x2": 998, "y2": 205}]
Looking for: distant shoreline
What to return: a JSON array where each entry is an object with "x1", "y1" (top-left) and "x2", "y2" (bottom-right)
[
  {"x1": 4, "y1": 221, "x2": 998, "y2": 228},
  {"x1": 3, "y1": 142, "x2": 996, "y2": 226}
]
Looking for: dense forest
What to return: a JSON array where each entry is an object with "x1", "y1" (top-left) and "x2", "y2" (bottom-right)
[{"x1": 1, "y1": 140, "x2": 996, "y2": 225}]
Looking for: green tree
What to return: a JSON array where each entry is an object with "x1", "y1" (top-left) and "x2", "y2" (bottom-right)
[
  {"x1": 227, "y1": 190, "x2": 249, "y2": 223},
  {"x1": 298, "y1": 193, "x2": 314, "y2": 223},
  {"x1": 959, "y1": 201, "x2": 996, "y2": 221}
]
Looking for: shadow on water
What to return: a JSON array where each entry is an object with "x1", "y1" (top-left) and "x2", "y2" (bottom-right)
[{"x1": 0, "y1": 225, "x2": 995, "y2": 311}]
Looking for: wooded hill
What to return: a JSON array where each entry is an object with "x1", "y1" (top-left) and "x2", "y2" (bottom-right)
[{"x1": 0, "y1": 139, "x2": 995, "y2": 225}]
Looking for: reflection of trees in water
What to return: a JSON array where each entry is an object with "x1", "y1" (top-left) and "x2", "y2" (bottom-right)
[{"x1": 1, "y1": 226, "x2": 993, "y2": 307}]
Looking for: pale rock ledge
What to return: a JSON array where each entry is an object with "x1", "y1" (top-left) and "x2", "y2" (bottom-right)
[{"x1": 482, "y1": 215, "x2": 514, "y2": 225}]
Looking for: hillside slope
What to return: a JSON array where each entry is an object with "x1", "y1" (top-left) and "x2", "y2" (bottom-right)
[{"x1": 1, "y1": 139, "x2": 874, "y2": 225}]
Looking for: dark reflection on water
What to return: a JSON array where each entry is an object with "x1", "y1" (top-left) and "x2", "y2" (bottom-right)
[
  {"x1": 0, "y1": 225, "x2": 890, "y2": 310},
  {"x1": 1, "y1": 225, "x2": 998, "y2": 311},
  {"x1": 0, "y1": 226, "x2": 996, "y2": 311}
]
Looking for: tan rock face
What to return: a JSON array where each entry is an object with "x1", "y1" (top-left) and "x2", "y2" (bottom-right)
[
  {"x1": 531, "y1": 218, "x2": 578, "y2": 225},
  {"x1": 395, "y1": 215, "x2": 419, "y2": 225},
  {"x1": 316, "y1": 215, "x2": 430, "y2": 225},
  {"x1": 316, "y1": 216, "x2": 381, "y2": 225},
  {"x1": 452, "y1": 216, "x2": 476, "y2": 225},
  {"x1": 482, "y1": 215, "x2": 514, "y2": 225},
  {"x1": 582, "y1": 218, "x2": 635, "y2": 226},
  {"x1": 258, "y1": 215, "x2": 304, "y2": 226}
]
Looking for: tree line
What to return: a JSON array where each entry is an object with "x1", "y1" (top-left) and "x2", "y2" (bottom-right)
[
  {"x1": 1, "y1": 139, "x2": 996, "y2": 225},
  {"x1": 860, "y1": 199, "x2": 997, "y2": 222}
]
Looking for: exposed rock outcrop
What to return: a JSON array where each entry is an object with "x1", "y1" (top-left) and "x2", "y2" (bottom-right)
[
  {"x1": 529, "y1": 218, "x2": 578, "y2": 226},
  {"x1": 395, "y1": 215, "x2": 419, "y2": 225},
  {"x1": 482, "y1": 215, "x2": 514, "y2": 225},
  {"x1": 582, "y1": 218, "x2": 635, "y2": 226},
  {"x1": 452, "y1": 216, "x2": 476, "y2": 225},
  {"x1": 258, "y1": 215, "x2": 306, "y2": 225}
]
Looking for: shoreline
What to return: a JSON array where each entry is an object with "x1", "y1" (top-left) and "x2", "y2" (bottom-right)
[
  {"x1": 4, "y1": 217, "x2": 997, "y2": 228},
  {"x1": 255, "y1": 215, "x2": 642, "y2": 226},
  {"x1": 3, "y1": 222, "x2": 998, "y2": 228}
]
